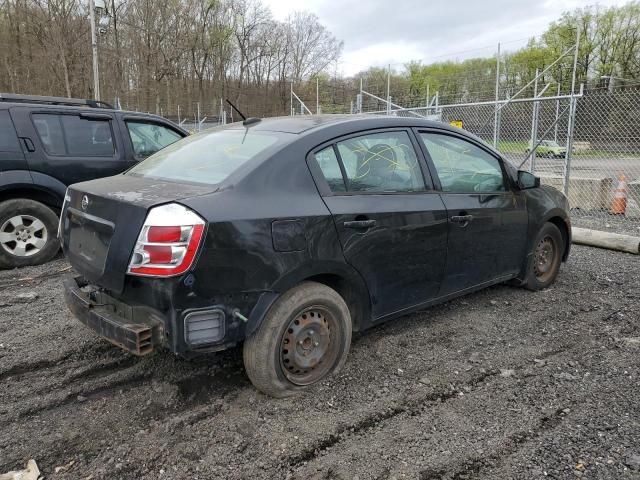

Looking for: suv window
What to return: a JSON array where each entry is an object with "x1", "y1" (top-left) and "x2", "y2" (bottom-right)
[
  {"x1": 126, "y1": 121, "x2": 182, "y2": 158},
  {"x1": 333, "y1": 131, "x2": 424, "y2": 193},
  {"x1": 420, "y1": 132, "x2": 506, "y2": 193},
  {"x1": 0, "y1": 111, "x2": 21, "y2": 152},
  {"x1": 32, "y1": 113, "x2": 114, "y2": 157}
]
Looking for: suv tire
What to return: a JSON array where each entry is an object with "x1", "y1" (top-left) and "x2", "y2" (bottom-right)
[
  {"x1": 0, "y1": 199, "x2": 60, "y2": 268},
  {"x1": 243, "y1": 281, "x2": 352, "y2": 398}
]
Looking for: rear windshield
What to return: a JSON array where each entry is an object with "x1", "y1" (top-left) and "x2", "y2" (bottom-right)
[{"x1": 127, "y1": 128, "x2": 292, "y2": 185}]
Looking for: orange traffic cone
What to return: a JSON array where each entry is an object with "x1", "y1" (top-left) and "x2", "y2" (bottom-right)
[{"x1": 611, "y1": 175, "x2": 628, "y2": 215}]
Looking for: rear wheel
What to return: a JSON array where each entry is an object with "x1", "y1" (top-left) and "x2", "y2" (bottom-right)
[
  {"x1": 243, "y1": 281, "x2": 352, "y2": 398},
  {"x1": 0, "y1": 199, "x2": 60, "y2": 268},
  {"x1": 524, "y1": 222, "x2": 563, "y2": 291}
]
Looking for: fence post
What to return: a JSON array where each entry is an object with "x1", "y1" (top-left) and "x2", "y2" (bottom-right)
[
  {"x1": 554, "y1": 84, "x2": 561, "y2": 143},
  {"x1": 493, "y1": 42, "x2": 501, "y2": 148},
  {"x1": 529, "y1": 69, "x2": 540, "y2": 173},
  {"x1": 386, "y1": 64, "x2": 391, "y2": 116},
  {"x1": 563, "y1": 25, "x2": 581, "y2": 195},
  {"x1": 563, "y1": 95, "x2": 578, "y2": 195}
]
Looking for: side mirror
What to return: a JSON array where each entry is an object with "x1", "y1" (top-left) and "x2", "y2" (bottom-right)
[{"x1": 517, "y1": 170, "x2": 540, "y2": 189}]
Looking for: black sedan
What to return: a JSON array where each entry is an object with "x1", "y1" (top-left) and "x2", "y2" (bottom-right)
[{"x1": 60, "y1": 115, "x2": 571, "y2": 397}]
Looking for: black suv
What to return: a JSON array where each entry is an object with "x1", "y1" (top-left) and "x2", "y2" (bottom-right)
[
  {"x1": 0, "y1": 93, "x2": 187, "y2": 268},
  {"x1": 61, "y1": 115, "x2": 571, "y2": 397}
]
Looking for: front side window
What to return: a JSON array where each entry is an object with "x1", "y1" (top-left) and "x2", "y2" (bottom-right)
[
  {"x1": 32, "y1": 113, "x2": 114, "y2": 156},
  {"x1": 126, "y1": 121, "x2": 183, "y2": 158},
  {"x1": 335, "y1": 131, "x2": 424, "y2": 193},
  {"x1": 127, "y1": 128, "x2": 292, "y2": 186},
  {"x1": 420, "y1": 133, "x2": 506, "y2": 193}
]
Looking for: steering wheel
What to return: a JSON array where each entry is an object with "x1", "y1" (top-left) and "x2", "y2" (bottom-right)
[{"x1": 473, "y1": 175, "x2": 500, "y2": 192}]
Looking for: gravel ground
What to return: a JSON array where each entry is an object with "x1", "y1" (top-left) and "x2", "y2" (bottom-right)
[{"x1": 0, "y1": 245, "x2": 639, "y2": 480}]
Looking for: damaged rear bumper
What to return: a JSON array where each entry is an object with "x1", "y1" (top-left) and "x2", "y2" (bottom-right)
[{"x1": 63, "y1": 276, "x2": 164, "y2": 356}]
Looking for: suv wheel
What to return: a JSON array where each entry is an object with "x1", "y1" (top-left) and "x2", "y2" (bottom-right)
[
  {"x1": 0, "y1": 199, "x2": 60, "y2": 268},
  {"x1": 243, "y1": 281, "x2": 352, "y2": 398}
]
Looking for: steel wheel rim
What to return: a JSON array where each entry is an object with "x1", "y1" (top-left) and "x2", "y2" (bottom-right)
[
  {"x1": 280, "y1": 306, "x2": 339, "y2": 386},
  {"x1": 533, "y1": 235, "x2": 557, "y2": 282},
  {"x1": 0, "y1": 215, "x2": 48, "y2": 257}
]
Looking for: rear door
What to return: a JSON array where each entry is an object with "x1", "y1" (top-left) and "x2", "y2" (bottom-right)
[
  {"x1": 10, "y1": 108, "x2": 125, "y2": 185},
  {"x1": 308, "y1": 129, "x2": 448, "y2": 320},
  {"x1": 416, "y1": 130, "x2": 528, "y2": 295},
  {"x1": 0, "y1": 109, "x2": 27, "y2": 171}
]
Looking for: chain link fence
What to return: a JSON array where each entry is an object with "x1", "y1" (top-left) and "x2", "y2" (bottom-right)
[{"x1": 347, "y1": 88, "x2": 640, "y2": 232}]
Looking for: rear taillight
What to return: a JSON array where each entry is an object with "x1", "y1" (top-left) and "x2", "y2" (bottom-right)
[{"x1": 127, "y1": 203, "x2": 205, "y2": 277}]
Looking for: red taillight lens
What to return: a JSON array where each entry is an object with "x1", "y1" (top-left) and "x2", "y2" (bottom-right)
[
  {"x1": 147, "y1": 226, "x2": 183, "y2": 243},
  {"x1": 144, "y1": 245, "x2": 174, "y2": 264},
  {"x1": 127, "y1": 204, "x2": 205, "y2": 277}
]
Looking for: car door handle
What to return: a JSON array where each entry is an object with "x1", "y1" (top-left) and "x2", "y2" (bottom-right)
[
  {"x1": 343, "y1": 219, "x2": 377, "y2": 229},
  {"x1": 21, "y1": 137, "x2": 35, "y2": 152},
  {"x1": 451, "y1": 215, "x2": 473, "y2": 225}
]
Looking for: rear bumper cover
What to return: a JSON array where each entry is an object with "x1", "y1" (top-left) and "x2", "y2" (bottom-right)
[{"x1": 63, "y1": 276, "x2": 161, "y2": 355}]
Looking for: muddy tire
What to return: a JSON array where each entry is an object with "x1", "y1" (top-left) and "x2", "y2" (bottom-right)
[
  {"x1": 243, "y1": 281, "x2": 352, "y2": 398},
  {"x1": 524, "y1": 222, "x2": 563, "y2": 291},
  {"x1": 0, "y1": 199, "x2": 60, "y2": 269}
]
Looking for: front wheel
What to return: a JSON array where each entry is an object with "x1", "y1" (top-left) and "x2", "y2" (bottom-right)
[
  {"x1": 243, "y1": 281, "x2": 352, "y2": 398},
  {"x1": 0, "y1": 199, "x2": 60, "y2": 269},
  {"x1": 524, "y1": 222, "x2": 564, "y2": 291}
]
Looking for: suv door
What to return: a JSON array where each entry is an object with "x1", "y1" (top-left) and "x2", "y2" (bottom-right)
[
  {"x1": 120, "y1": 117, "x2": 184, "y2": 165},
  {"x1": 308, "y1": 129, "x2": 448, "y2": 320},
  {"x1": 10, "y1": 108, "x2": 125, "y2": 186},
  {"x1": 416, "y1": 130, "x2": 528, "y2": 295}
]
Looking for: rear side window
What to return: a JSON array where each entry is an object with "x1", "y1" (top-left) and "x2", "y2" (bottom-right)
[
  {"x1": 315, "y1": 147, "x2": 346, "y2": 192},
  {"x1": 334, "y1": 131, "x2": 425, "y2": 193},
  {"x1": 32, "y1": 113, "x2": 114, "y2": 157},
  {"x1": 0, "y1": 111, "x2": 21, "y2": 152},
  {"x1": 126, "y1": 121, "x2": 183, "y2": 159},
  {"x1": 127, "y1": 128, "x2": 292, "y2": 185}
]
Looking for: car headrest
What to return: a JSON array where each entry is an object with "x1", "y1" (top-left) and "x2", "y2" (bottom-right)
[{"x1": 366, "y1": 144, "x2": 396, "y2": 175}]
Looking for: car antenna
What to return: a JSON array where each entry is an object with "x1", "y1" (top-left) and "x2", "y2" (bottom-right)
[{"x1": 225, "y1": 98, "x2": 261, "y2": 126}]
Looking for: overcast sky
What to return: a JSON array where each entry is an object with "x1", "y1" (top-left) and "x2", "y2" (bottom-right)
[{"x1": 263, "y1": 0, "x2": 631, "y2": 76}]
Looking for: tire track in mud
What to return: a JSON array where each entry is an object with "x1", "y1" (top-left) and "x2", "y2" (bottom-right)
[
  {"x1": 0, "y1": 342, "x2": 128, "y2": 382},
  {"x1": 15, "y1": 371, "x2": 154, "y2": 420},
  {"x1": 285, "y1": 369, "x2": 502, "y2": 470},
  {"x1": 418, "y1": 408, "x2": 567, "y2": 479},
  {"x1": 284, "y1": 346, "x2": 569, "y2": 471}
]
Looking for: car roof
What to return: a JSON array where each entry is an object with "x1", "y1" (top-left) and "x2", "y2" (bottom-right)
[
  {"x1": 223, "y1": 114, "x2": 453, "y2": 135},
  {"x1": 0, "y1": 100, "x2": 166, "y2": 120}
]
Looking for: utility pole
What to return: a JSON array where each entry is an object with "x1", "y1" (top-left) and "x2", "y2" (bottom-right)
[{"x1": 89, "y1": 0, "x2": 100, "y2": 101}]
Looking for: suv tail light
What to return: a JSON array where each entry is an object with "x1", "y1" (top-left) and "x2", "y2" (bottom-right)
[{"x1": 128, "y1": 203, "x2": 205, "y2": 277}]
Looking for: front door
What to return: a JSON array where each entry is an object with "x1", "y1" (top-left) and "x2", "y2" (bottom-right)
[
  {"x1": 309, "y1": 129, "x2": 449, "y2": 320},
  {"x1": 417, "y1": 130, "x2": 528, "y2": 295}
]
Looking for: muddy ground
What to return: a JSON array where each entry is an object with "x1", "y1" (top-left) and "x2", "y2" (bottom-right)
[{"x1": 0, "y1": 245, "x2": 639, "y2": 480}]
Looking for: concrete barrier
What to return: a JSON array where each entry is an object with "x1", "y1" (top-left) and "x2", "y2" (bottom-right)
[{"x1": 538, "y1": 174, "x2": 613, "y2": 211}]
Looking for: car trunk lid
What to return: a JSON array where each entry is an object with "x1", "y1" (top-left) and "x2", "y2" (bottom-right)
[{"x1": 61, "y1": 175, "x2": 213, "y2": 293}]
